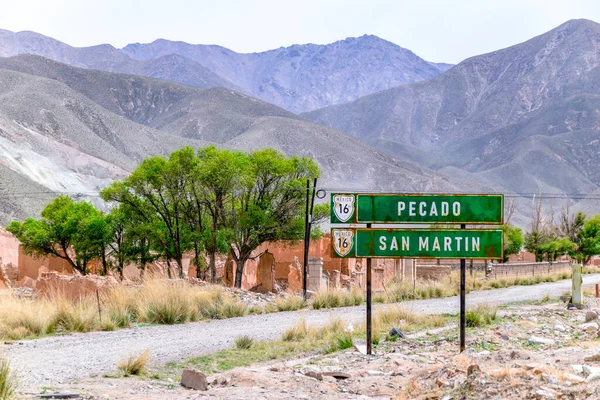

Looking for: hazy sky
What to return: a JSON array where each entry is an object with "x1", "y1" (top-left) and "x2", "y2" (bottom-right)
[{"x1": 2, "y1": 0, "x2": 600, "y2": 63}]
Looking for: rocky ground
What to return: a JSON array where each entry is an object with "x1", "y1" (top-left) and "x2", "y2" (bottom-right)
[{"x1": 18, "y1": 293, "x2": 600, "y2": 399}]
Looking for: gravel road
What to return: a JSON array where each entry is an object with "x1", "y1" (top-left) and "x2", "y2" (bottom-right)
[{"x1": 6, "y1": 274, "x2": 600, "y2": 386}]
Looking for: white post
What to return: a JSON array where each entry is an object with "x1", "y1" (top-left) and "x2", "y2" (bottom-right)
[{"x1": 572, "y1": 263, "x2": 583, "y2": 305}]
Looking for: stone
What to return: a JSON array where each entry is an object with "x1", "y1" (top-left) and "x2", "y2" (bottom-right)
[
  {"x1": 388, "y1": 327, "x2": 406, "y2": 339},
  {"x1": 534, "y1": 389, "x2": 555, "y2": 399},
  {"x1": 436, "y1": 378, "x2": 451, "y2": 387},
  {"x1": 527, "y1": 336, "x2": 555, "y2": 346},
  {"x1": 543, "y1": 374, "x2": 559, "y2": 385},
  {"x1": 580, "y1": 322, "x2": 598, "y2": 331},
  {"x1": 582, "y1": 365, "x2": 600, "y2": 376},
  {"x1": 467, "y1": 364, "x2": 481, "y2": 377},
  {"x1": 367, "y1": 370, "x2": 385, "y2": 376},
  {"x1": 354, "y1": 343, "x2": 367, "y2": 355},
  {"x1": 570, "y1": 364, "x2": 584, "y2": 374},
  {"x1": 587, "y1": 373, "x2": 600, "y2": 382},
  {"x1": 584, "y1": 354, "x2": 600, "y2": 362},
  {"x1": 322, "y1": 371, "x2": 351, "y2": 380},
  {"x1": 553, "y1": 324, "x2": 566, "y2": 332},
  {"x1": 301, "y1": 368, "x2": 323, "y2": 381},
  {"x1": 180, "y1": 368, "x2": 208, "y2": 391},
  {"x1": 586, "y1": 310, "x2": 599, "y2": 322}
]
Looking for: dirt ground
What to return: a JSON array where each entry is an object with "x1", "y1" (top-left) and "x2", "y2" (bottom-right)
[{"x1": 19, "y1": 294, "x2": 600, "y2": 400}]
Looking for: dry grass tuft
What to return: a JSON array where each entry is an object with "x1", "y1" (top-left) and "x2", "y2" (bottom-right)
[
  {"x1": 311, "y1": 288, "x2": 364, "y2": 309},
  {"x1": 117, "y1": 349, "x2": 150, "y2": 377},
  {"x1": 0, "y1": 357, "x2": 17, "y2": 400},
  {"x1": 466, "y1": 304, "x2": 497, "y2": 328},
  {"x1": 275, "y1": 295, "x2": 305, "y2": 311}
]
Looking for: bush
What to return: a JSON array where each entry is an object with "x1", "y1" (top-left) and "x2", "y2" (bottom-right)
[
  {"x1": 118, "y1": 349, "x2": 150, "y2": 377},
  {"x1": 311, "y1": 289, "x2": 341, "y2": 309},
  {"x1": 281, "y1": 318, "x2": 308, "y2": 342},
  {"x1": 53, "y1": 298, "x2": 98, "y2": 333},
  {"x1": 138, "y1": 281, "x2": 194, "y2": 324},
  {"x1": 0, "y1": 357, "x2": 17, "y2": 400},
  {"x1": 234, "y1": 335, "x2": 254, "y2": 350},
  {"x1": 275, "y1": 295, "x2": 305, "y2": 311},
  {"x1": 466, "y1": 304, "x2": 497, "y2": 328}
]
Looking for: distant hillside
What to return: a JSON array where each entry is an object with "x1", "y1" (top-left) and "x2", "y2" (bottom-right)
[
  {"x1": 0, "y1": 57, "x2": 468, "y2": 225},
  {"x1": 305, "y1": 19, "x2": 600, "y2": 216},
  {"x1": 0, "y1": 29, "x2": 451, "y2": 113},
  {"x1": 123, "y1": 35, "x2": 451, "y2": 112}
]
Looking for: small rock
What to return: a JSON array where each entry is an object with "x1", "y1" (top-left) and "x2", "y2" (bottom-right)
[
  {"x1": 367, "y1": 370, "x2": 385, "y2": 376},
  {"x1": 388, "y1": 327, "x2": 406, "y2": 339},
  {"x1": 585, "y1": 310, "x2": 599, "y2": 322},
  {"x1": 584, "y1": 354, "x2": 600, "y2": 362},
  {"x1": 580, "y1": 322, "x2": 598, "y2": 331},
  {"x1": 436, "y1": 378, "x2": 450, "y2": 387},
  {"x1": 181, "y1": 368, "x2": 208, "y2": 391},
  {"x1": 543, "y1": 374, "x2": 559, "y2": 385},
  {"x1": 527, "y1": 316, "x2": 539, "y2": 323},
  {"x1": 553, "y1": 324, "x2": 566, "y2": 332},
  {"x1": 570, "y1": 364, "x2": 584, "y2": 374},
  {"x1": 535, "y1": 389, "x2": 555, "y2": 399},
  {"x1": 564, "y1": 381, "x2": 572, "y2": 386},
  {"x1": 528, "y1": 336, "x2": 555, "y2": 346},
  {"x1": 354, "y1": 343, "x2": 367, "y2": 355},
  {"x1": 322, "y1": 371, "x2": 351, "y2": 380},
  {"x1": 301, "y1": 367, "x2": 323, "y2": 381},
  {"x1": 582, "y1": 365, "x2": 600, "y2": 376},
  {"x1": 587, "y1": 372, "x2": 600, "y2": 382},
  {"x1": 467, "y1": 364, "x2": 481, "y2": 377}
]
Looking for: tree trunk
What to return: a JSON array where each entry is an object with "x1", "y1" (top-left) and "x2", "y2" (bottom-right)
[
  {"x1": 234, "y1": 258, "x2": 246, "y2": 288},
  {"x1": 176, "y1": 257, "x2": 185, "y2": 279},
  {"x1": 166, "y1": 259, "x2": 173, "y2": 279},
  {"x1": 102, "y1": 252, "x2": 108, "y2": 276},
  {"x1": 209, "y1": 252, "x2": 217, "y2": 283}
]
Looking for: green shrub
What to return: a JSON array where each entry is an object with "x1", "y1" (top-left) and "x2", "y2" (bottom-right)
[
  {"x1": 234, "y1": 335, "x2": 254, "y2": 350},
  {"x1": 0, "y1": 357, "x2": 17, "y2": 400},
  {"x1": 466, "y1": 304, "x2": 497, "y2": 328},
  {"x1": 118, "y1": 350, "x2": 150, "y2": 377}
]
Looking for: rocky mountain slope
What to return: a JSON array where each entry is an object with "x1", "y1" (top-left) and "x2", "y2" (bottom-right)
[
  {"x1": 0, "y1": 57, "x2": 471, "y2": 225},
  {"x1": 0, "y1": 29, "x2": 450, "y2": 113},
  {"x1": 305, "y1": 19, "x2": 600, "y2": 210},
  {"x1": 122, "y1": 35, "x2": 450, "y2": 112}
]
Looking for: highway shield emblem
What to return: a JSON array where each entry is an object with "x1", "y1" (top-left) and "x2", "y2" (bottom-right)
[
  {"x1": 333, "y1": 194, "x2": 355, "y2": 222},
  {"x1": 333, "y1": 229, "x2": 354, "y2": 257}
]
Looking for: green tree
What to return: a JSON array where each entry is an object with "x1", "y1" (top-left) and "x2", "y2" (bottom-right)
[
  {"x1": 539, "y1": 238, "x2": 577, "y2": 262},
  {"x1": 101, "y1": 154, "x2": 193, "y2": 279},
  {"x1": 228, "y1": 149, "x2": 319, "y2": 288},
  {"x1": 194, "y1": 146, "x2": 247, "y2": 282},
  {"x1": 573, "y1": 214, "x2": 600, "y2": 264},
  {"x1": 7, "y1": 195, "x2": 103, "y2": 275},
  {"x1": 502, "y1": 225, "x2": 523, "y2": 262}
]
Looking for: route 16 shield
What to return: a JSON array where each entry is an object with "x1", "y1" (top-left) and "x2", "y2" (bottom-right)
[
  {"x1": 333, "y1": 229, "x2": 354, "y2": 257},
  {"x1": 333, "y1": 194, "x2": 355, "y2": 222}
]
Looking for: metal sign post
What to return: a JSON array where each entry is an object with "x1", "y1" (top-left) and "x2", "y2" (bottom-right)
[
  {"x1": 460, "y1": 223, "x2": 466, "y2": 352},
  {"x1": 366, "y1": 223, "x2": 372, "y2": 355}
]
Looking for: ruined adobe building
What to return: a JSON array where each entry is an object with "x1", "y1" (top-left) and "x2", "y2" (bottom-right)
[{"x1": 0, "y1": 227, "x2": 583, "y2": 297}]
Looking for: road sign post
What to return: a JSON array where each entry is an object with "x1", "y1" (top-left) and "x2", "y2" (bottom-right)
[
  {"x1": 329, "y1": 193, "x2": 504, "y2": 355},
  {"x1": 366, "y1": 223, "x2": 372, "y2": 356}
]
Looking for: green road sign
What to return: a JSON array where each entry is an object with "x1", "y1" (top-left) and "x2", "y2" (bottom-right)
[
  {"x1": 331, "y1": 228, "x2": 503, "y2": 259},
  {"x1": 330, "y1": 193, "x2": 503, "y2": 224}
]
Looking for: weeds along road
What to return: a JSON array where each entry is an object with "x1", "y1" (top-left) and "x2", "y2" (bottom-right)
[{"x1": 7, "y1": 274, "x2": 600, "y2": 386}]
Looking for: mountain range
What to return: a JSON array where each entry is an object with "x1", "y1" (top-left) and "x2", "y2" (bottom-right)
[
  {"x1": 0, "y1": 54, "x2": 470, "y2": 225},
  {"x1": 0, "y1": 29, "x2": 448, "y2": 113},
  {"x1": 0, "y1": 20, "x2": 599, "y2": 228},
  {"x1": 306, "y1": 19, "x2": 600, "y2": 220}
]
